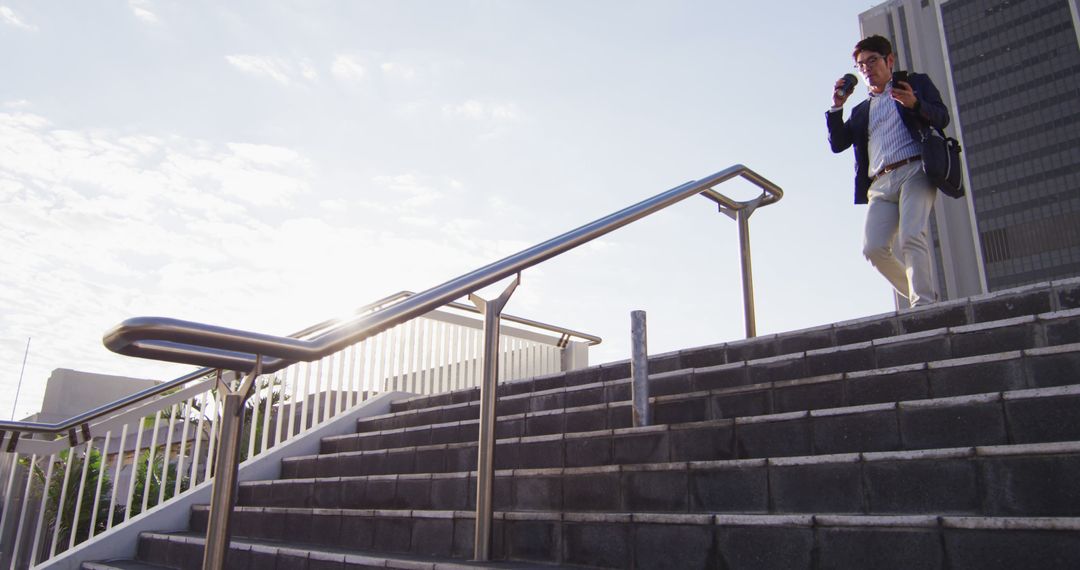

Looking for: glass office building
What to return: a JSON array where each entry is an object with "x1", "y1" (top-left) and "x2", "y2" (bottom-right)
[{"x1": 859, "y1": 0, "x2": 1080, "y2": 296}]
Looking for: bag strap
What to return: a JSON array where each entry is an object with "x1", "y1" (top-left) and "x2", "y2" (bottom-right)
[{"x1": 919, "y1": 123, "x2": 948, "y2": 143}]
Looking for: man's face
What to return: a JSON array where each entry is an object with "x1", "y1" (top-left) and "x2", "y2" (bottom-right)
[{"x1": 855, "y1": 50, "x2": 894, "y2": 92}]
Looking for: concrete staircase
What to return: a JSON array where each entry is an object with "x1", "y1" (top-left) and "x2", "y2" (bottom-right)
[{"x1": 85, "y1": 279, "x2": 1080, "y2": 569}]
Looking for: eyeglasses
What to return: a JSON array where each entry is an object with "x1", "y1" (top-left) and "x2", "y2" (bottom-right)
[{"x1": 854, "y1": 55, "x2": 884, "y2": 70}]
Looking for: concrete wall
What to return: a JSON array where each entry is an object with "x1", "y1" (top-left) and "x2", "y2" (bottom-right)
[{"x1": 34, "y1": 368, "x2": 163, "y2": 424}]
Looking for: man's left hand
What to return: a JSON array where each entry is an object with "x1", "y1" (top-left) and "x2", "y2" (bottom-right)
[{"x1": 891, "y1": 81, "x2": 918, "y2": 109}]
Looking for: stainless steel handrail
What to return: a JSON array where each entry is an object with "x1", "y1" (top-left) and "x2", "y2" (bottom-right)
[
  {"x1": 28, "y1": 163, "x2": 779, "y2": 568},
  {"x1": 0, "y1": 292, "x2": 597, "y2": 436},
  {"x1": 100, "y1": 163, "x2": 781, "y2": 566},
  {"x1": 304, "y1": 290, "x2": 602, "y2": 346},
  {"x1": 102, "y1": 164, "x2": 781, "y2": 374}
]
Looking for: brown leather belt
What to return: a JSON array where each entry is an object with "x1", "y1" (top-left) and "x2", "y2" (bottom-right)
[{"x1": 871, "y1": 155, "x2": 921, "y2": 183}]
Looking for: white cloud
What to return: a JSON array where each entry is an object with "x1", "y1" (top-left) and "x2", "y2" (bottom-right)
[
  {"x1": 319, "y1": 198, "x2": 348, "y2": 211},
  {"x1": 128, "y1": 0, "x2": 159, "y2": 24},
  {"x1": 224, "y1": 55, "x2": 323, "y2": 86},
  {"x1": 400, "y1": 215, "x2": 437, "y2": 227},
  {"x1": 299, "y1": 59, "x2": 320, "y2": 81},
  {"x1": 442, "y1": 100, "x2": 521, "y2": 122},
  {"x1": 0, "y1": 111, "x2": 549, "y2": 422},
  {"x1": 3, "y1": 99, "x2": 30, "y2": 109},
  {"x1": 225, "y1": 55, "x2": 294, "y2": 85},
  {"x1": 227, "y1": 142, "x2": 304, "y2": 167},
  {"x1": 0, "y1": 5, "x2": 35, "y2": 31},
  {"x1": 331, "y1": 55, "x2": 366, "y2": 82},
  {"x1": 442, "y1": 100, "x2": 484, "y2": 120},
  {"x1": 372, "y1": 173, "x2": 444, "y2": 209},
  {"x1": 490, "y1": 103, "x2": 520, "y2": 121},
  {"x1": 0, "y1": 112, "x2": 335, "y2": 409},
  {"x1": 380, "y1": 62, "x2": 416, "y2": 80}
]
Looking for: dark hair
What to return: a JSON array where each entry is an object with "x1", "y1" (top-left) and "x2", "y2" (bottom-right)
[{"x1": 853, "y1": 35, "x2": 893, "y2": 59}]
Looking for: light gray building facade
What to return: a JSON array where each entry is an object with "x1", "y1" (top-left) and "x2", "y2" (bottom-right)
[{"x1": 859, "y1": 0, "x2": 1080, "y2": 298}]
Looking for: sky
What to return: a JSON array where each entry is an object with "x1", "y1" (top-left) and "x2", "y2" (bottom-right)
[{"x1": 0, "y1": 0, "x2": 897, "y2": 421}]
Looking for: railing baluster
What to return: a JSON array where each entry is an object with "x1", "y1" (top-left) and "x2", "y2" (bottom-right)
[
  {"x1": 69, "y1": 440, "x2": 94, "y2": 550},
  {"x1": 357, "y1": 339, "x2": 370, "y2": 399},
  {"x1": 376, "y1": 332, "x2": 388, "y2": 400},
  {"x1": 30, "y1": 454, "x2": 57, "y2": 565},
  {"x1": 518, "y1": 338, "x2": 527, "y2": 377},
  {"x1": 89, "y1": 431, "x2": 110, "y2": 540},
  {"x1": 107, "y1": 425, "x2": 128, "y2": 530},
  {"x1": 417, "y1": 320, "x2": 428, "y2": 394},
  {"x1": 0, "y1": 450, "x2": 20, "y2": 563},
  {"x1": 189, "y1": 394, "x2": 207, "y2": 487},
  {"x1": 394, "y1": 324, "x2": 407, "y2": 393},
  {"x1": 140, "y1": 409, "x2": 163, "y2": 517},
  {"x1": 260, "y1": 376, "x2": 274, "y2": 456},
  {"x1": 336, "y1": 350, "x2": 348, "y2": 415},
  {"x1": 299, "y1": 362, "x2": 312, "y2": 433},
  {"x1": 501, "y1": 334, "x2": 509, "y2": 382},
  {"x1": 175, "y1": 399, "x2": 193, "y2": 496},
  {"x1": 405, "y1": 322, "x2": 415, "y2": 392},
  {"x1": 202, "y1": 391, "x2": 221, "y2": 484},
  {"x1": 159, "y1": 403, "x2": 179, "y2": 508},
  {"x1": 246, "y1": 382, "x2": 261, "y2": 461},
  {"x1": 286, "y1": 365, "x2": 300, "y2": 442},
  {"x1": 444, "y1": 322, "x2": 453, "y2": 392},
  {"x1": 273, "y1": 369, "x2": 287, "y2": 447},
  {"x1": 50, "y1": 446, "x2": 77, "y2": 557},
  {"x1": 449, "y1": 324, "x2": 460, "y2": 392},
  {"x1": 314, "y1": 357, "x2": 326, "y2": 425},
  {"x1": 12, "y1": 454, "x2": 38, "y2": 569},
  {"x1": 464, "y1": 325, "x2": 474, "y2": 391},
  {"x1": 346, "y1": 343, "x2": 360, "y2": 407},
  {"x1": 436, "y1": 321, "x2": 444, "y2": 392},
  {"x1": 123, "y1": 421, "x2": 144, "y2": 522}
]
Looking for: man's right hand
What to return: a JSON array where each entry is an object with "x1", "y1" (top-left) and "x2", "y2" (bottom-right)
[{"x1": 832, "y1": 77, "x2": 851, "y2": 108}]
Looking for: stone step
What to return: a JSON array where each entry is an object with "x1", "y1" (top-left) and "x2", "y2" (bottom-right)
[
  {"x1": 184, "y1": 507, "x2": 1080, "y2": 569},
  {"x1": 244, "y1": 440, "x2": 1080, "y2": 517},
  {"x1": 111, "y1": 531, "x2": 565, "y2": 570},
  {"x1": 374, "y1": 309, "x2": 1080, "y2": 433},
  {"x1": 83, "y1": 562, "x2": 170, "y2": 570},
  {"x1": 279, "y1": 384, "x2": 1080, "y2": 478},
  {"x1": 322, "y1": 345, "x2": 1080, "y2": 455},
  {"x1": 390, "y1": 277, "x2": 1080, "y2": 417}
]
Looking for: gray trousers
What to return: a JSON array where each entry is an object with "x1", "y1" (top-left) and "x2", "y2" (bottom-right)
[{"x1": 862, "y1": 160, "x2": 939, "y2": 307}]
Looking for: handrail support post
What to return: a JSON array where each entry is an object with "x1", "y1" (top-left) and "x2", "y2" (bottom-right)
[
  {"x1": 468, "y1": 274, "x2": 521, "y2": 562},
  {"x1": 736, "y1": 207, "x2": 757, "y2": 338},
  {"x1": 202, "y1": 359, "x2": 261, "y2": 570},
  {"x1": 717, "y1": 195, "x2": 765, "y2": 338}
]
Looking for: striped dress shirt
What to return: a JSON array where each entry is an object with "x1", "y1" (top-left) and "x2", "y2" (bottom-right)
[{"x1": 866, "y1": 84, "x2": 921, "y2": 177}]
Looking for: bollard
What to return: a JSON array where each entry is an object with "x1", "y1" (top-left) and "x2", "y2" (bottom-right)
[{"x1": 630, "y1": 310, "x2": 651, "y2": 427}]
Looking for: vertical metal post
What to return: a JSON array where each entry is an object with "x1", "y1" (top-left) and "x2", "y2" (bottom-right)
[
  {"x1": 202, "y1": 361, "x2": 260, "y2": 570},
  {"x1": 737, "y1": 209, "x2": 757, "y2": 338},
  {"x1": 630, "y1": 310, "x2": 651, "y2": 427},
  {"x1": 716, "y1": 196, "x2": 761, "y2": 340},
  {"x1": 469, "y1": 275, "x2": 520, "y2": 562},
  {"x1": 202, "y1": 392, "x2": 242, "y2": 569}
]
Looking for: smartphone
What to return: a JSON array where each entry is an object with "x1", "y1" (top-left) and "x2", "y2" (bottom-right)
[{"x1": 892, "y1": 70, "x2": 910, "y2": 86}]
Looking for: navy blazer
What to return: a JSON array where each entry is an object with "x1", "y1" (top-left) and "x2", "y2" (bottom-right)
[{"x1": 826, "y1": 72, "x2": 950, "y2": 204}]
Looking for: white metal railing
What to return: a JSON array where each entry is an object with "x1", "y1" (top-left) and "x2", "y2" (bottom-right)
[{"x1": 0, "y1": 301, "x2": 594, "y2": 569}]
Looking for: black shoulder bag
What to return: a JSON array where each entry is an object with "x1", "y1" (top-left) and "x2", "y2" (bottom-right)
[{"x1": 921, "y1": 125, "x2": 965, "y2": 199}]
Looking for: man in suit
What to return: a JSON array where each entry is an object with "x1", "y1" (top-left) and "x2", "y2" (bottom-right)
[{"x1": 827, "y1": 35, "x2": 951, "y2": 307}]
